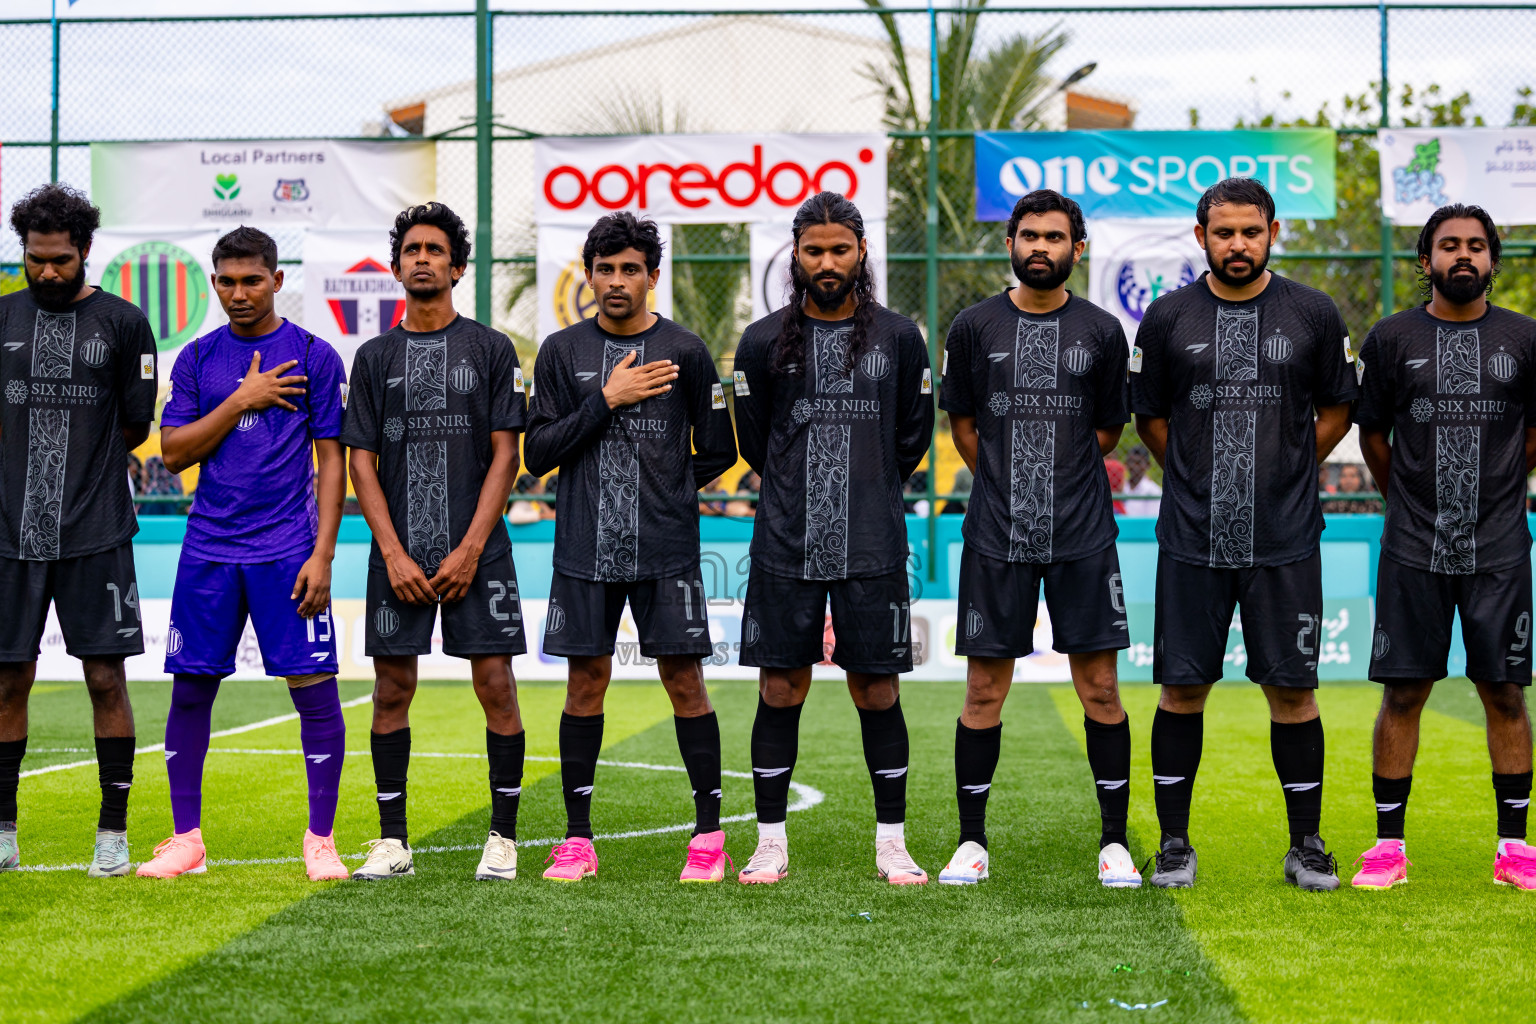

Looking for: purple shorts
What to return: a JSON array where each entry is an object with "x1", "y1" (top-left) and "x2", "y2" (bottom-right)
[{"x1": 165, "y1": 552, "x2": 340, "y2": 678}]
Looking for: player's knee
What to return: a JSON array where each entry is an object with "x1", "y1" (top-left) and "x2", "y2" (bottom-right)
[
  {"x1": 1382, "y1": 684, "x2": 1430, "y2": 717},
  {"x1": 285, "y1": 673, "x2": 333, "y2": 689},
  {"x1": 1480, "y1": 683, "x2": 1528, "y2": 723}
]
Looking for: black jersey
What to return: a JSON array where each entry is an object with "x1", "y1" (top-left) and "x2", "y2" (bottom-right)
[
  {"x1": 1128, "y1": 273, "x2": 1358, "y2": 568},
  {"x1": 341, "y1": 315, "x2": 527, "y2": 576},
  {"x1": 733, "y1": 304, "x2": 934, "y2": 580},
  {"x1": 941, "y1": 291, "x2": 1129, "y2": 564},
  {"x1": 0, "y1": 288, "x2": 158, "y2": 560},
  {"x1": 525, "y1": 316, "x2": 737, "y2": 582},
  {"x1": 1355, "y1": 304, "x2": 1536, "y2": 574}
]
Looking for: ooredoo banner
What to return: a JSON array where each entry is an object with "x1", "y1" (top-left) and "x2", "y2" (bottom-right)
[
  {"x1": 1086, "y1": 218, "x2": 1205, "y2": 343},
  {"x1": 1379, "y1": 127, "x2": 1536, "y2": 226},
  {"x1": 536, "y1": 221, "x2": 672, "y2": 344},
  {"x1": 534, "y1": 134, "x2": 887, "y2": 224},
  {"x1": 91, "y1": 140, "x2": 436, "y2": 230},
  {"x1": 974, "y1": 130, "x2": 1335, "y2": 221}
]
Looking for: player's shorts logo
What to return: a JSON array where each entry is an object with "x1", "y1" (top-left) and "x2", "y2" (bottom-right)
[
  {"x1": 743, "y1": 616, "x2": 760, "y2": 646},
  {"x1": 1373, "y1": 628, "x2": 1390, "y2": 660},
  {"x1": 1263, "y1": 332, "x2": 1293, "y2": 363},
  {"x1": 79, "y1": 336, "x2": 109, "y2": 368},
  {"x1": 860, "y1": 350, "x2": 891, "y2": 381},
  {"x1": 1488, "y1": 350, "x2": 1517, "y2": 383},
  {"x1": 545, "y1": 604, "x2": 566, "y2": 634},
  {"x1": 236, "y1": 410, "x2": 259, "y2": 432},
  {"x1": 1061, "y1": 345, "x2": 1093, "y2": 376},
  {"x1": 375, "y1": 607, "x2": 400, "y2": 638},
  {"x1": 450, "y1": 362, "x2": 479, "y2": 394},
  {"x1": 166, "y1": 626, "x2": 183, "y2": 656},
  {"x1": 965, "y1": 608, "x2": 984, "y2": 639}
]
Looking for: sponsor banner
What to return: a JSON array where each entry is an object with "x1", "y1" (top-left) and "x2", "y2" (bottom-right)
[
  {"x1": 1379, "y1": 127, "x2": 1536, "y2": 226},
  {"x1": 1086, "y1": 218, "x2": 1204, "y2": 343},
  {"x1": 748, "y1": 219, "x2": 889, "y2": 323},
  {"x1": 300, "y1": 230, "x2": 407, "y2": 370},
  {"x1": 91, "y1": 140, "x2": 436, "y2": 230},
  {"x1": 534, "y1": 134, "x2": 887, "y2": 224},
  {"x1": 974, "y1": 130, "x2": 1336, "y2": 221},
  {"x1": 45, "y1": 596, "x2": 1374, "y2": 683},
  {"x1": 536, "y1": 221, "x2": 672, "y2": 344},
  {"x1": 86, "y1": 230, "x2": 226, "y2": 367}
]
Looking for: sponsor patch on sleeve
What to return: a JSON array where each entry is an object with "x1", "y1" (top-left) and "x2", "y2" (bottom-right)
[
  {"x1": 513, "y1": 367, "x2": 525, "y2": 393},
  {"x1": 733, "y1": 370, "x2": 750, "y2": 396},
  {"x1": 140, "y1": 353, "x2": 155, "y2": 380},
  {"x1": 1356, "y1": 356, "x2": 1366, "y2": 385},
  {"x1": 942, "y1": 350, "x2": 949, "y2": 377},
  {"x1": 1128, "y1": 345, "x2": 1144, "y2": 374},
  {"x1": 711, "y1": 382, "x2": 726, "y2": 410},
  {"x1": 920, "y1": 368, "x2": 933, "y2": 395},
  {"x1": 339, "y1": 382, "x2": 349, "y2": 409},
  {"x1": 1343, "y1": 334, "x2": 1353, "y2": 360}
]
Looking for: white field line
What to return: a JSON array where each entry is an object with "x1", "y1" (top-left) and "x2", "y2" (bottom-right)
[
  {"x1": 12, "y1": 754, "x2": 824, "y2": 874},
  {"x1": 17, "y1": 695, "x2": 375, "y2": 779}
]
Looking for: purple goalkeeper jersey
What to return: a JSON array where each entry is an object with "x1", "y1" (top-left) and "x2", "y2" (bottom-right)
[{"x1": 161, "y1": 320, "x2": 347, "y2": 563}]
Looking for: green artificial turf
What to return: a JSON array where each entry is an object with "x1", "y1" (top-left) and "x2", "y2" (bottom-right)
[{"x1": 3, "y1": 678, "x2": 1531, "y2": 1023}]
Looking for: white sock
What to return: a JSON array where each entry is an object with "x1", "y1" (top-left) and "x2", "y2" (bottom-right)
[
  {"x1": 1377, "y1": 837, "x2": 1405, "y2": 853},
  {"x1": 876, "y1": 821, "x2": 905, "y2": 842},
  {"x1": 1497, "y1": 837, "x2": 1524, "y2": 855},
  {"x1": 757, "y1": 820, "x2": 787, "y2": 840}
]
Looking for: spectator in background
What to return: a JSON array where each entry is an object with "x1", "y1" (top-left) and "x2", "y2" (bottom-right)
[
  {"x1": 943, "y1": 467, "x2": 972, "y2": 515},
  {"x1": 138, "y1": 455, "x2": 185, "y2": 516},
  {"x1": 904, "y1": 470, "x2": 930, "y2": 517},
  {"x1": 1122, "y1": 445, "x2": 1162, "y2": 517},
  {"x1": 725, "y1": 470, "x2": 759, "y2": 518},
  {"x1": 1318, "y1": 463, "x2": 1336, "y2": 494},
  {"x1": 699, "y1": 476, "x2": 728, "y2": 517},
  {"x1": 508, "y1": 473, "x2": 545, "y2": 525},
  {"x1": 127, "y1": 452, "x2": 143, "y2": 499},
  {"x1": 1104, "y1": 456, "x2": 1128, "y2": 515},
  {"x1": 1329, "y1": 463, "x2": 1380, "y2": 514},
  {"x1": 540, "y1": 472, "x2": 559, "y2": 520}
]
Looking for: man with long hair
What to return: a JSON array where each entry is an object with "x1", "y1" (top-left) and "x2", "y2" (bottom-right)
[
  {"x1": 937, "y1": 190, "x2": 1137, "y2": 887},
  {"x1": 343, "y1": 203, "x2": 529, "y2": 882},
  {"x1": 732, "y1": 191, "x2": 934, "y2": 884},
  {"x1": 0, "y1": 184, "x2": 158, "y2": 878},
  {"x1": 526, "y1": 212, "x2": 737, "y2": 883},
  {"x1": 1352, "y1": 204, "x2": 1536, "y2": 890},
  {"x1": 1130, "y1": 177, "x2": 1357, "y2": 891}
]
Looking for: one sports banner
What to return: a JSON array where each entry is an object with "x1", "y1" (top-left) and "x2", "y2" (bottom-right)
[
  {"x1": 534, "y1": 134, "x2": 887, "y2": 225},
  {"x1": 301, "y1": 230, "x2": 407, "y2": 371},
  {"x1": 974, "y1": 130, "x2": 1336, "y2": 221},
  {"x1": 748, "y1": 218, "x2": 889, "y2": 322},
  {"x1": 1086, "y1": 218, "x2": 1205, "y2": 344},
  {"x1": 536, "y1": 221, "x2": 672, "y2": 344},
  {"x1": 1379, "y1": 127, "x2": 1536, "y2": 226},
  {"x1": 91, "y1": 140, "x2": 436, "y2": 230},
  {"x1": 87, "y1": 229, "x2": 225, "y2": 367}
]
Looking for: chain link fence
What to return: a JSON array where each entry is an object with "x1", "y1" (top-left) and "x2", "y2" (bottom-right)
[{"x1": 3, "y1": 4, "x2": 1535, "y2": 516}]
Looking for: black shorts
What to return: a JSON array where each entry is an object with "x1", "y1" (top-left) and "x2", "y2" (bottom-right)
[
  {"x1": 365, "y1": 550, "x2": 527, "y2": 659},
  {"x1": 954, "y1": 543, "x2": 1130, "y2": 659},
  {"x1": 0, "y1": 542, "x2": 143, "y2": 662},
  {"x1": 739, "y1": 566, "x2": 914, "y2": 675},
  {"x1": 543, "y1": 568, "x2": 714, "y2": 660},
  {"x1": 1371, "y1": 554, "x2": 1533, "y2": 686},
  {"x1": 1154, "y1": 551, "x2": 1322, "y2": 689}
]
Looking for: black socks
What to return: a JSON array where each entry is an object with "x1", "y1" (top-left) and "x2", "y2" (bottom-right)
[
  {"x1": 1373, "y1": 773, "x2": 1412, "y2": 840},
  {"x1": 674, "y1": 712, "x2": 722, "y2": 835},
  {"x1": 954, "y1": 720, "x2": 1001, "y2": 848},
  {"x1": 1085, "y1": 715, "x2": 1132, "y2": 850},
  {"x1": 750, "y1": 697, "x2": 802, "y2": 825},
  {"x1": 559, "y1": 712, "x2": 604, "y2": 839},
  {"x1": 94, "y1": 736, "x2": 135, "y2": 832},
  {"x1": 1271, "y1": 717, "x2": 1325, "y2": 849},
  {"x1": 1494, "y1": 770, "x2": 1532, "y2": 840},
  {"x1": 371, "y1": 727, "x2": 411, "y2": 843},
  {"x1": 1151, "y1": 707, "x2": 1202, "y2": 844},
  {"x1": 0, "y1": 737, "x2": 25, "y2": 823},
  {"x1": 857, "y1": 699, "x2": 909, "y2": 825},
  {"x1": 486, "y1": 729, "x2": 525, "y2": 840}
]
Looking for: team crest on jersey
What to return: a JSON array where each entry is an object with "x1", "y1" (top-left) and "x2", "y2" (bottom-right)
[
  {"x1": 79, "y1": 335, "x2": 109, "y2": 368},
  {"x1": 450, "y1": 361, "x2": 479, "y2": 394},
  {"x1": 1263, "y1": 331, "x2": 1293, "y2": 363},
  {"x1": 861, "y1": 349, "x2": 891, "y2": 381},
  {"x1": 1061, "y1": 344, "x2": 1093, "y2": 376},
  {"x1": 1488, "y1": 350, "x2": 1517, "y2": 383},
  {"x1": 375, "y1": 607, "x2": 400, "y2": 638},
  {"x1": 236, "y1": 410, "x2": 259, "y2": 432}
]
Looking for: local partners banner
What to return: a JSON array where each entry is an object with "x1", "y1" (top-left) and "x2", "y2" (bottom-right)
[
  {"x1": 975, "y1": 130, "x2": 1335, "y2": 221},
  {"x1": 91, "y1": 140, "x2": 436, "y2": 230},
  {"x1": 748, "y1": 219, "x2": 888, "y2": 322},
  {"x1": 536, "y1": 222, "x2": 672, "y2": 344},
  {"x1": 1379, "y1": 128, "x2": 1536, "y2": 226},
  {"x1": 1086, "y1": 219, "x2": 1205, "y2": 343},
  {"x1": 301, "y1": 230, "x2": 408, "y2": 371}
]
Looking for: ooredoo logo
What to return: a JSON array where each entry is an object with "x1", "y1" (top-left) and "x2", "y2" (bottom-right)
[{"x1": 542, "y1": 144, "x2": 876, "y2": 213}]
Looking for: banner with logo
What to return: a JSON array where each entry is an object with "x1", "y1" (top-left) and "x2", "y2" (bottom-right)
[
  {"x1": 534, "y1": 134, "x2": 886, "y2": 225},
  {"x1": 300, "y1": 230, "x2": 407, "y2": 370},
  {"x1": 87, "y1": 230, "x2": 225, "y2": 367},
  {"x1": 748, "y1": 219, "x2": 889, "y2": 322},
  {"x1": 536, "y1": 222, "x2": 672, "y2": 343},
  {"x1": 1086, "y1": 218, "x2": 1205, "y2": 343},
  {"x1": 974, "y1": 130, "x2": 1336, "y2": 221},
  {"x1": 91, "y1": 140, "x2": 436, "y2": 230},
  {"x1": 1379, "y1": 127, "x2": 1536, "y2": 226}
]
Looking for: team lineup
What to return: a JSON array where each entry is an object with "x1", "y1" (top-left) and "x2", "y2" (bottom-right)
[{"x1": 0, "y1": 174, "x2": 1532, "y2": 894}]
